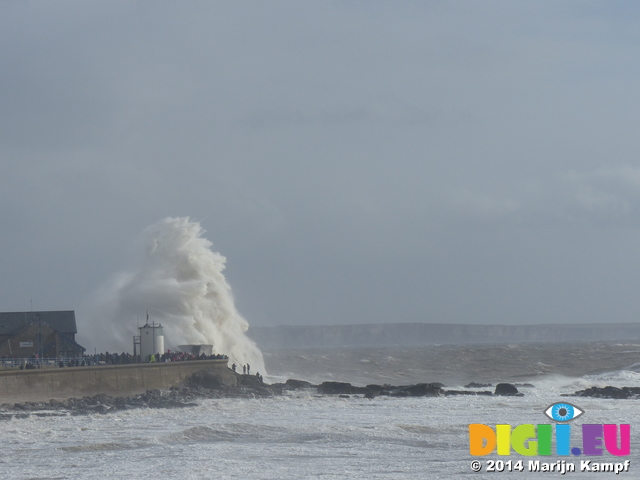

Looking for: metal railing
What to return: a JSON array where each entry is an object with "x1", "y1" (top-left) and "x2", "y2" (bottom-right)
[
  {"x1": 0, "y1": 354, "x2": 230, "y2": 370},
  {"x1": 0, "y1": 357, "x2": 87, "y2": 370}
]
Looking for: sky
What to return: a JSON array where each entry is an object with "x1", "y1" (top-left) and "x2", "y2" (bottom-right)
[{"x1": 2, "y1": 1, "x2": 640, "y2": 344}]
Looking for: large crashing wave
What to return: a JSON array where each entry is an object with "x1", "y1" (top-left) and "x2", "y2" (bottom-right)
[{"x1": 90, "y1": 217, "x2": 265, "y2": 373}]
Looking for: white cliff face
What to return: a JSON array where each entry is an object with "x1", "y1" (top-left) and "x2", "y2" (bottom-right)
[{"x1": 89, "y1": 217, "x2": 265, "y2": 373}]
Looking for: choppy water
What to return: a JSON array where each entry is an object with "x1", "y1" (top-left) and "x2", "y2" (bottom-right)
[
  {"x1": 2, "y1": 342, "x2": 639, "y2": 479},
  {"x1": 263, "y1": 341, "x2": 640, "y2": 386}
]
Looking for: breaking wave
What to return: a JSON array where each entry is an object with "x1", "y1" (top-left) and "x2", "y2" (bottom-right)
[{"x1": 88, "y1": 217, "x2": 265, "y2": 373}]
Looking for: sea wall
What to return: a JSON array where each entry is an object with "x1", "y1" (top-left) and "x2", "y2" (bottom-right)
[{"x1": 0, "y1": 359, "x2": 236, "y2": 404}]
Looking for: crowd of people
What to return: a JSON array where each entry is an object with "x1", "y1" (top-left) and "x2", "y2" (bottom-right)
[
  {"x1": 145, "y1": 351, "x2": 228, "y2": 363},
  {"x1": 2, "y1": 352, "x2": 264, "y2": 383},
  {"x1": 85, "y1": 351, "x2": 229, "y2": 365},
  {"x1": 0, "y1": 351, "x2": 229, "y2": 368}
]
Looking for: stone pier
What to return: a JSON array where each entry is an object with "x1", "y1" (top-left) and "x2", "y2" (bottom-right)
[{"x1": 0, "y1": 359, "x2": 236, "y2": 404}]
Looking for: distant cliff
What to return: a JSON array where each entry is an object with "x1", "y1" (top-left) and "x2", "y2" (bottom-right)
[{"x1": 247, "y1": 323, "x2": 640, "y2": 349}]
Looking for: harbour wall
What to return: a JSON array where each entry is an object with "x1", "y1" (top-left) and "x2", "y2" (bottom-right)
[{"x1": 0, "y1": 359, "x2": 236, "y2": 404}]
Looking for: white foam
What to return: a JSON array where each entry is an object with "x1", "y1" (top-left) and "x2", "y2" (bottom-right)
[
  {"x1": 623, "y1": 362, "x2": 640, "y2": 372},
  {"x1": 582, "y1": 369, "x2": 640, "y2": 384},
  {"x1": 87, "y1": 217, "x2": 265, "y2": 373}
]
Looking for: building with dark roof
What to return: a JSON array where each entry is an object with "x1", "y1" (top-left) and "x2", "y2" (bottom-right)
[{"x1": 0, "y1": 311, "x2": 85, "y2": 358}]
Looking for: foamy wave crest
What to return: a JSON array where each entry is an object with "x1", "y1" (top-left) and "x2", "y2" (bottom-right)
[
  {"x1": 89, "y1": 217, "x2": 265, "y2": 373},
  {"x1": 553, "y1": 369, "x2": 640, "y2": 393},
  {"x1": 623, "y1": 362, "x2": 640, "y2": 372},
  {"x1": 582, "y1": 369, "x2": 640, "y2": 384}
]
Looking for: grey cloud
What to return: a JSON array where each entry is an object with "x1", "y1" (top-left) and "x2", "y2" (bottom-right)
[
  {"x1": 446, "y1": 166, "x2": 640, "y2": 225},
  {"x1": 560, "y1": 166, "x2": 640, "y2": 220},
  {"x1": 3, "y1": 2, "x2": 640, "y2": 345},
  {"x1": 242, "y1": 97, "x2": 435, "y2": 129}
]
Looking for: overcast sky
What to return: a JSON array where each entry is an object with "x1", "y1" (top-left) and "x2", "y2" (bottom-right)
[{"x1": 3, "y1": 2, "x2": 640, "y2": 336}]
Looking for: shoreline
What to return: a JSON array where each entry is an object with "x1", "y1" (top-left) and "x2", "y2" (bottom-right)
[{"x1": 2, "y1": 372, "x2": 634, "y2": 418}]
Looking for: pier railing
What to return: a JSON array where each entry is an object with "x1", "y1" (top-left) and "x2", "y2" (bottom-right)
[
  {"x1": 0, "y1": 354, "x2": 229, "y2": 370},
  {"x1": 0, "y1": 358, "x2": 89, "y2": 370}
]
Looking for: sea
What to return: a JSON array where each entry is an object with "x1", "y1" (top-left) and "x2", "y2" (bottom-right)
[{"x1": 2, "y1": 341, "x2": 640, "y2": 479}]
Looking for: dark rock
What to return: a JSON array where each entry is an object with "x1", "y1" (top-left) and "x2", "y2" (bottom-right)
[
  {"x1": 445, "y1": 390, "x2": 493, "y2": 396},
  {"x1": 189, "y1": 372, "x2": 223, "y2": 390},
  {"x1": 92, "y1": 394, "x2": 112, "y2": 404},
  {"x1": 285, "y1": 379, "x2": 315, "y2": 389},
  {"x1": 568, "y1": 386, "x2": 640, "y2": 399},
  {"x1": 251, "y1": 386, "x2": 275, "y2": 397},
  {"x1": 268, "y1": 384, "x2": 285, "y2": 395},
  {"x1": 237, "y1": 375, "x2": 263, "y2": 387},
  {"x1": 3, "y1": 371, "x2": 527, "y2": 417},
  {"x1": 364, "y1": 384, "x2": 385, "y2": 392},
  {"x1": 388, "y1": 383, "x2": 443, "y2": 397},
  {"x1": 48, "y1": 399, "x2": 65, "y2": 409},
  {"x1": 465, "y1": 382, "x2": 492, "y2": 388},
  {"x1": 92, "y1": 404, "x2": 111, "y2": 414},
  {"x1": 495, "y1": 383, "x2": 520, "y2": 396},
  {"x1": 317, "y1": 382, "x2": 365, "y2": 395},
  {"x1": 362, "y1": 384, "x2": 385, "y2": 398}
]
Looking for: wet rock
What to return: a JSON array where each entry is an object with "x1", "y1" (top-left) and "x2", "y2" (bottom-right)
[
  {"x1": 48, "y1": 399, "x2": 65, "y2": 409},
  {"x1": 362, "y1": 384, "x2": 384, "y2": 399},
  {"x1": 317, "y1": 382, "x2": 365, "y2": 395},
  {"x1": 285, "y1": 379, "x2": 315, "y2": 389},
  {"x1": 268, "y1": 384, "x2": 285, "y2": 395},
  {"x1": 189, "y1": 372, "x2": 224, "y2": 390},
  {"x1": 3, "y1": 371, "x2": 526, "y2": 417},
  {"x1": 387, "y1": 383, "x2": 443, "y2": 397},
  {"x1": 465, "y1": 382, "x2": 492, "y2": 388},
  {"x1": 364, "y1": 384, "x2": 385, "y2": 392},
  {"x1": 237, "y1": 375, "x2": 264, "y2": 387},
  {"x1": 445, "y1": 390, "x2": 492, "y2": 396},
  {"x1": 569, "y1": 386, "x2": 640, "y2": 399},
  {"x1": 91, "y1": 404, "x2": 111, "y2": 414},
  {"x1": 495, "y1": 383, "x2": 521, "y2": 396},
  {"x1": 252, "y1": 386, "x2": 276, "y2": 397}
]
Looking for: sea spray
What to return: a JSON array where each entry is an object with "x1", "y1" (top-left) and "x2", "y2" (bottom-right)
[{"x1": 88, "y1": 217, "x2": 265, "y2": 373}]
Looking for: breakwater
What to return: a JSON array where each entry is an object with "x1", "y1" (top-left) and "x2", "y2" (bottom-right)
[{"x1": 0, "y1": 359, "x2": 236, "y2": 404}]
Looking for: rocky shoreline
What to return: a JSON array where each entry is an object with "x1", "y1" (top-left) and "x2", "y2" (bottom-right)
[
  {"x1": 0, "y1": 373, "x2": 522, "y2": 417},
  {"x1": 1, "y1": 372, "x2": 635, "y2": 418},
  {"x1": 563, "y1": 386, "x2": 640, "y2": 399}
]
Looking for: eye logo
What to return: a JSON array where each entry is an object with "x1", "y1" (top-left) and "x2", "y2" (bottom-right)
[{"x1": 544, "y1": 403, "x2": 584, "y2": 422}]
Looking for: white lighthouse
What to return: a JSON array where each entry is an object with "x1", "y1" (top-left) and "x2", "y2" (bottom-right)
[{"x1": 139, "y1": 322, "x2": 164, "y2": 361}]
